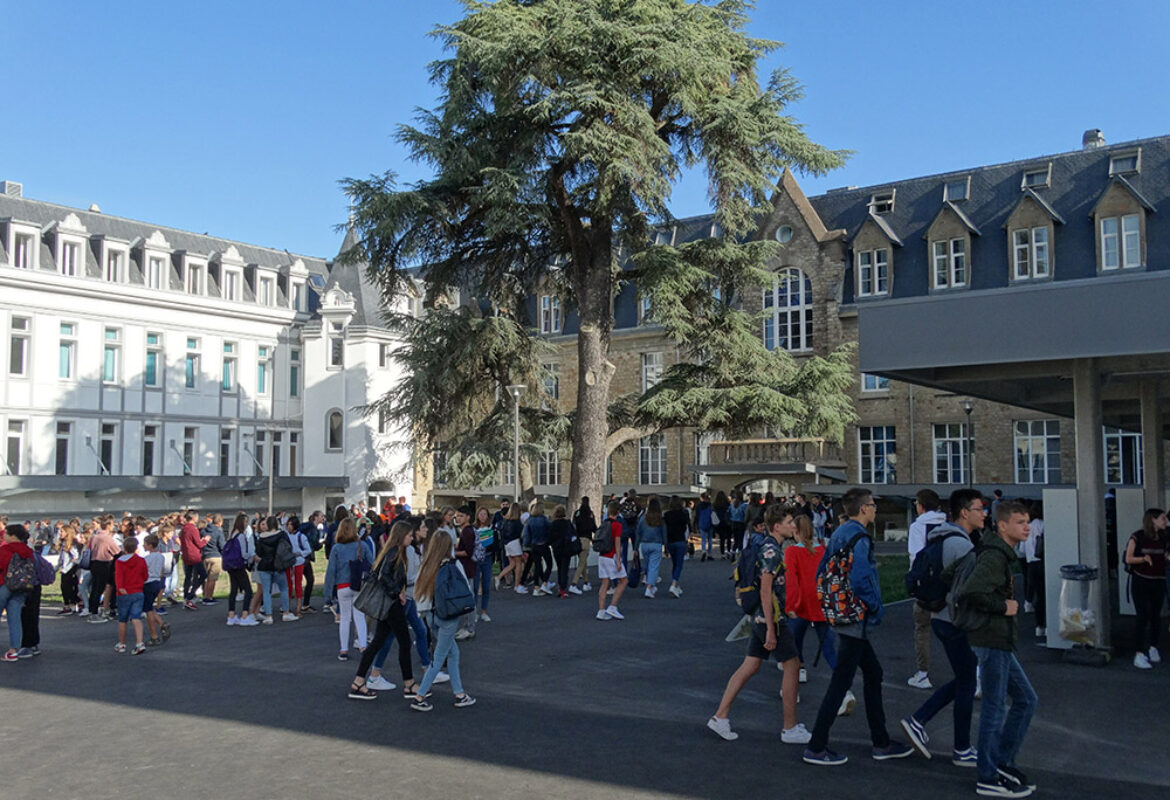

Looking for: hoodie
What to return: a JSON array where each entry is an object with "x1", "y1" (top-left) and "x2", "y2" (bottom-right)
[
  {"x1": 908, "y1": 509, "x2": 947, "y2": 561},
  {"x1": 201, "y1": 524, "x2": 226, "y2": 560},
  {"x1": 923, "y1": 521, "x2": 975, "y2": 624},
  {"x1": 0, "y1": 540, "x2": 35, "y2": 588}
]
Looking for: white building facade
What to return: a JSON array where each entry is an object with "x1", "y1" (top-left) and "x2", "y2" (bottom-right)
[{"x1": 0, "y1": 182, "x2": 412, "y2": 519}]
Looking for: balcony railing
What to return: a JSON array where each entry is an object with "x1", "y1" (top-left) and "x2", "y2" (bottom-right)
[{"x1": 707, "y1": 437, "x2": 844, "y2": 467}]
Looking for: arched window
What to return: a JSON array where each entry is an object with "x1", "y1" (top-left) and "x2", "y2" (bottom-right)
[
  {"x1": 762, "y1": 268, "x2": 813, "y2": 352},
  {"x1": 326, "y1": 410, "x2": 343, "y2": 451}
]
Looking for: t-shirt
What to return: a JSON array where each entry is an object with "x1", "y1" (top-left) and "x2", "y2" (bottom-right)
[
  {"x1": 663, "y1": 509, "x2": 690, "y2": 544},
  {"x1": 143, "y1": 551, "x2": 165, "y2": 582},
  {"x1": 1129, "y1": 530, "x2": 1166, "y2": 579},
  {"x1": 757, "y1": 538, "x2": 785, "y2": 616},
  {"x1": 598, "y1": 518, "x2": 621, "y2": 559}
]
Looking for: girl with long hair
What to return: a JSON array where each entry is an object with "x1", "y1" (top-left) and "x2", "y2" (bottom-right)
[
  {"x1": 1125, "y1": 508, "x2": 1167, "y2": 669},
  {"x1": 496, "y1": 503, "x2": 525, "y2": 591},
  {"x1": 349, "y1": 521, "x2": 417, "y2": 699},
  {"x1": 57, "y1": 525, "x2": 82, "y2": 614},
  {"x1": 635, "y1": 497, "x2": 667, "y2": 598},
  {"x1": 785, "y1": 515, "x2": 845, "y2": 700},
  {"x1": 325, "y1": 518, "x2": 367, "y2": 660},
  {"x1": 472, "y1": 505, "x2": 495, "y2": 621},
  {"x1": 225, "y1": 512, "x2": 257, "y2": 626},
  {"x1": 410, "y1": 532, "x2": 476, "y2": 710},
  {"x1": 571, "y1": 496, "x2": 598, "y2": 592},
  {"x1": 663, "y1": 496, "x2": 691, "y2": 598},
  {"x1": 520, "y1": 501, "x2": 553, "y2": 595},
  {"x1": 713, "y1": 490, "x2": 733, "y2": 559}
]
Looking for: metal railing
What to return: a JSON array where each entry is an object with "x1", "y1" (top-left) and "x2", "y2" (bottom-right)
[{"x1": 707, "y1": 437, "x2": 844, "y2": 467}]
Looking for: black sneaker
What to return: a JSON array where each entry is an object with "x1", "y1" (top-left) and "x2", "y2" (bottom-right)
[
  {"x1": 997, "y1": 765, "x2": 1036, "y2": 790},
  {"x1": 976, "y1": 775, "x2": 1035, "y2": 798}
]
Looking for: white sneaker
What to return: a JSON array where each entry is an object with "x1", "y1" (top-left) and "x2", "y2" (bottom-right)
[
  {"x1": 1023, "y1": 601, "x2": 1034, "y2": 613},
  {"x1": 606, "y1": 587, "x2": 614, "y2": 596},
  {"x1": 1134, "y1": 651, "x2": 1153, "y2": 669},
  {"x1": 226, "y1": 617, "x2": 238, "y2": 626},
  {"x1": 238, "y1": 616, "x2": 259, "y2": 626},
  {"x1": 644, "y1": 588, "x2": 655, "y2": 599},
  {"x1": 1149, "y1": 646, "x2": 1161, "y2": 664},
  {"x1": 479, "y1": 612, "x2": 492, "y2": 622},
  {"x1": 907, "y1": 671, "x2": 932, "y2": 690},
  {"x1": 669, "y1": 584, "x2": 682, "y2": 597},
  {"x1": 454, "y1": 629, "x2": 473, "y2": 641},
  {"x1": 605, "y1": 605, "x2": 624, "y2": 620},
  {"x1": 596, "y1": 609, "x2": 610, "y2": 621},
  {"x1": 282, "y1": 613, "x2": 299, "y2": 622},
  {"x1": 545, "y1": 581, "x2": 558, "y2": 593},
  {"x1": 837, "y1": 689, "x2": 856, "y2": 717},
  {"x1": 1035, "y1": 626, "x2": 1046, "y2": 638},
  {"x1": 493, "y1": 576, "x2": 501, "y2": 590},
  {"x1": 568, "y1": 585, "x2": 583, "y2": 595},
  {"x1": 367, "y1": 675, "x2": 397, "y2": 691},
  {"x1": 532, "y1": 587, "x2": 547, "y2": 597},
  {"x1": 707, "y1": 716, "x2": 738, "y2": 741},
  {"x1": 781, "y1": 723, "x2": 812, "y2": 744},
  {"x1": 434, "y1": 671, "x2": 451, "y2": 684},
  {"x1": 581, "y1": 583, "x2": 592, "y2": 592},
  {"x1": 261, "y1": 615, "x2": 273, "y2": 625},
  {"x1": 798, "y1": 667, "x2": 808, "y2": 684},
  {"x1": 514, "y1": 585, "x2": 529, "y2": 594}
]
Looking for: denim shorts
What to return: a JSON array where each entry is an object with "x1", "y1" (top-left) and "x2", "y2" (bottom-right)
[{"x1": 117, "y1": 592, "x2": 145, "y2": 622}]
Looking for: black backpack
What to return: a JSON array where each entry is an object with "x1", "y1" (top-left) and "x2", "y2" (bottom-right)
[
  {"x1": 905, "y1": 531, "x2": 966, "y2": 612},
  {"x1": 592, "y1": 520, "x2": 617, "y2": 554},
  {"x1": 732, "y1": 533, "x2": 768, "y2": 616}
]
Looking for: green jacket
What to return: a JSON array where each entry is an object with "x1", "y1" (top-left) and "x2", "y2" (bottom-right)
[{"x1": 959, "y1": 534, "x2": 1018, "y2": 651}]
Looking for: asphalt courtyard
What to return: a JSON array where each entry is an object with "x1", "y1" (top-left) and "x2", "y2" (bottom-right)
[{"x1": 1, "y1": 556, "x2": 1166, "y2": 800}]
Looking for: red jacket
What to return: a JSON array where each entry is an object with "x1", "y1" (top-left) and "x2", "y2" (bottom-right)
[
  {"x1": 180, "y1": 523, "x2": 208, "y2": 566},
  {"x1": 115, "y1": 554, "x2": 148, "y2": 595},
  {"x1": 0, "y1": 541, "x2": 35, "y2": 588},
  {"x1": 784, "y1": 543, "x2": 826, "y2": 622}
]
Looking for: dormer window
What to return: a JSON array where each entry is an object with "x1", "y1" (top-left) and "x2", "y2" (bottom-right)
[
  {"x1": 539, "y1": 294, "x2": 561, "y2": 334},
  {"x1": 869, "y1": 190, "x2": 895, "y2": 215},
  {"x1": 291, "y1": 280, "x2": 306, "y2": 312},
  {"x1": 104, "y1": 249, "x2": 124, "y2": 282},
  {"x1": 856, "y1": 248, "x2": 889, "y2": 296},
  {"x1": 146, "y1": 256, "x2": 164, "y2": 289},
  {"x1": 944, "y1": 177, "x2": 970, "y2": 202},
  {"x1": 1021, "y1": 164, "x2": 1051, "y2": 189},
  {"x1": 1109, "y1": 149, "x2": 1140, "y2": 176},
  {"x1": 653, "y1": 228, "x2": 675, "y2": 246},
  {"x1": 12, "y1": 232, "x2": 34, "y2": 269},
  {"x1": 258, "y1": 275, "x2": 275, "y2": 306},
  {"x1": 932, "y1": 239, "x2": 967, "y2": 288},
  {"x1": 223, "y1": 269, "x2": 241, "y2": 301},
  {"x1": 185, "y1": 261, "x2": 205, "y2": 295},
  {"x1": 59, "y1": 241, "x2": 79, "y2": 276},
  {"x1": 1101, "y1": 214, "x2": 1141, "y2": 270}
]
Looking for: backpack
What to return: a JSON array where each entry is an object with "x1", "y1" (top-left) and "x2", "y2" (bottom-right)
[
  {"x1": 816, "y1": 532, "x2": 870, "y2": 626},
  {"x1": 732, "y1": 533, "x2": 767, "y2": 616},
  {"x1": 79, "y1": 547, "x2": 92, "y2": 570},
  {"x1": 592, "y1": 520, "x2": 617, "y2": 553},
  {"x1": 710, "y1": 507, "x2": 722, "y2": 527},
  {"x1": 348, "y1": 553, "x2": 372, "y2": 592},
  {"x1": 272, "y1": 535, "x2": 297, "y2": 571},
  {"x1": 34, "y1": 552, "x2": 57, "y2": 586},
  {"x1": 949, "y1": 545, "x2": 1005, "y2": 632},
  {"x1": 221, "y1": 535, "x2": 246, "y2": 571},
  {"x1": 905, "y1": 531, "x2": 966, "y2": 612},
  {"x1": 434, "y1": 560, "x2": 475, "y2": 620},
  {"x1": 4, "y1": 553, "x2": 37, "y2": 593}
]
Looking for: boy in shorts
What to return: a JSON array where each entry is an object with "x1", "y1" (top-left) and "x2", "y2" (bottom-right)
[
  {"x1": 141, "y1": 534, "x2": 168, "y2": 645},
  {"x1": 708, "y1": 504, "x2": 810, "y2": 744},
  {"x1": 596, "y1": 501, "x2": 628, "y2": 621},
  {"x1": 114, "y1": 537, "x2": 148, "y2": 655}
]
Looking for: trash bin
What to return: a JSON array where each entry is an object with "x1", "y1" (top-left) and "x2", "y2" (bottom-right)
[{"x1": 1058, "y1": 564, "x2": 1099, "y2": 646}]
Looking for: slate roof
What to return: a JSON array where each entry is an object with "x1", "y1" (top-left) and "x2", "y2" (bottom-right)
[{"x1": 322, "y1": 224, "x2": 388, "y2": 328}]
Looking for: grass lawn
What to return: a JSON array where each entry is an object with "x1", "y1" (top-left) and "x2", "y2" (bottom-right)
[{"x1": 877, "y1": 554, "x2": 909, "y2": 603}]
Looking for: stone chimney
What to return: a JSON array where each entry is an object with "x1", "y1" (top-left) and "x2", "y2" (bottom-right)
[{"x1": 1082, "y1": 129, "x2": 1106, "y2": 150}]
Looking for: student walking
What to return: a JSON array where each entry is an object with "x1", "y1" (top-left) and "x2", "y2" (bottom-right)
[
  {"x1": 595, "y1": 501, "x2": 628, "y2": 620},
  {"x1": 907, "y1": 489, "x2": 946, "y2": 690},
  {"x1": 803, "y1": 488, "x2": 914, "y2": 766},
  {"x1": 0, "y1": 524, "x2": 34, "y2": 661},
  {"x1": 1125, "y1": 508, "x2": 1167, "y2": 669},
  {"x1": 348, "y1": 521, "x2": 416, "y2": 699},
  {"x1": 496, "y1": 504, "x2": 525, "y2": 591},
  {"x1": 663, "y1": 496, "x2": 690, "y2": 597},
  {"x1": 571, "y1": 497, "x2": 597, "y2": 591},
  {"x1": 223, "y1": 513, "x2": 257, "y2": 626},
  {"x1": 635, "y1": 498, "x2": 666, "y2": 598},
  {"x1": 57, "y1": 524, "x2": 82, "y2": 614},
  {"x1": 960, "y1": 501, "x2": 1038, "y2": 798},
  {"x1": 410, "y1": 531, "x2": 476, "y2": 710},
  {"x1": 114, "y1": 537, "x2": 148, "y2": 655},
  {"x1": 326, "y1": 518, "x2": 369, "y2": 660}
]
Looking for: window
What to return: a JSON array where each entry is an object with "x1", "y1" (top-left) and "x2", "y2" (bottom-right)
[
  {"x1": 869, "y1": 190, "x2": 895, "y2": 214},
  {"x1": 377, "y1": 407, "x2": 390, "y2": 434},
  {"x1": 257, "y1": 345, "x2": 271, "y2": 395},
  {"x1": 1014, "y1": 420, "x2": 1060, "y2": 484},
  {"x1": 289, "y1": 348, "x2": 300, "y2": 398},
  {"x1": 272, "y1": 431, "x2": 282, "y2": 477},
  {"x1": 933, "y1": 423, "x2": 971, "y2": 484},
  {"x1": 1100, "y1": 214, "x2": 1141, "y2": 270},
  {"x1": 641, "y1": 352, "x2": 663, "y2": 392},
  {"x1": 858, "y1": 425, "x2": 896, "y2": 484},
  {"x1": 58, "y1": 322, "x2": 77, "y2": 380},
  {"x1": 147, "y1": 256, "x2": 164, "y2": 289},
  {"x1": 222, "y1": 342, "x2": 237, "y2": 392},
  {"x1": 775, "y1": 225, "x2": 794, "y2": 244},
  {"x1": 944, "y1": 178, "x2": 969, "y2": 201},
  {"x1": 694, "y1": 432, "x2": 710, "y2": 486},
  {"x1": 13, "y1": 233, "x2": 33, "y2": 269},
  {"x1": 537, "y1": 449, "x2": 561, "y2": 485},
  {"x1": 99, "y1": 423, "x2": 117, "y2": 475},
  {"x1": 102, "y1": 328, "x2": 121, "y2": 384},
  {"x1": 145, "y1": 333, "x2": 162, "y2": 388},
  {"x1": 185, "y1": 263, "x2": 203, "y2": 295},
  {"x1": 1104, "y1": 427, "x2": 1142, "y2": 485},
  {"x1": 223, "y1": 269, "x2": 240, "y2": 301},
  {"x1": 1022, "y1": 165, "x2": 1050, "y2": 189},
  {"x1": 606, "y1": 454, "x2": 614, "y2": 485},
  {"x1": 142, "y1": 424, "x2": 157, "y2": 476},
  {"x1": 55, "y1": 422, "x2": 71, "y2": 475},
  {"x1": 5, "y1": 420, "x2": 24, "y2": 476},
  {"x1": 329, "y1": 323, "x2": 344, "y2": 368},
  {"x1": 219, "y1": 429, "x2": 232, "y2": 477},
  {"x1": 59, "y1": 241, "x2": 78, "y2": 276},
  {"x1": 542, "y1": 362, "x2": 560, "y2": 402},
  {"x1": 254, "y1": 430, "x2": 266, "y2": 477},
  {"x1": 501, "y1": 459, "x2": 515, "y2": 488},
  {"x1": 638, "y1": 434, "x2": 667, "y2": 485},
  {"x1": 1109, "y1": 150, "x2": 1140, "y2": 175},
  {"x1": 763, "y1": 268, "x2": 813, "y2": 352},
  {"x1": 292, "y1": 282, "x2": 306, "y2": 312},
  {"x1": 861, "y1": 373, "x2": 890, "y2": 392},
  {"x1": 259, "y1": 275, "x2": 275, "y2": 306},
  {"x1": 185, "y1": 338, "x2": 200, "y2": 389},
  {"x1": 378, "y1": 343, "x2": 390, "y2": 368},
  {"x1": 640, "y1": 295, "x2": 652, "y2": 324},
  {"x1": 539, "y1": 294, "x2": 562, "y2": 334},
  {"x1": 857, "y1": 248, "x2": 889, "y2": 296},
  {"x1": 327, "y1": 410, "x2": 343, "y2": 450},
  {"x1": 1012, "y1": 227, "x2": 1050, "y2": 280},
  {"x1": 932, "y1": 238, "x2": 967, "y2": 288},
  {"x1": 8, "y1": 316, "x2": 29, "y2": 377},
  {"x1": 105, "y1": 249, "x2": 124, "y2": 282},
  {"x1": 289, "y1": 432, "x2": 298, "y2": 477},
  {"x1": 182, "y1": 426, "x2": 197, "y2": 476}
]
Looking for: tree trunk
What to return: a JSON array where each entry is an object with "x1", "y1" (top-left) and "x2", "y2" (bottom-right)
[{"x1": 567, "y1": 265, "x2": 613, "y2": 510}]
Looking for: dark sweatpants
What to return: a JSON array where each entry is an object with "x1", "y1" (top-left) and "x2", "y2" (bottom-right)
[{"x1": 20, "y1": 585, "x2": 41, "y2": 648}]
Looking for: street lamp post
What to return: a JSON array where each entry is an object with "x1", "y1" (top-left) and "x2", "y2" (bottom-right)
[
  {"x1": 962, "y1": 399, "x2": 974, "y2": 488},
  {"x1": 507, "y1": 384, "x2": 526, "y2": 502}
]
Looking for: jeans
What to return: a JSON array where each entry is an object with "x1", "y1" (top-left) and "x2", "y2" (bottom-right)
[
  {"x1": 521, "y1": 545, "x2": 552, "y2": 585},
  {"x1": 973, "y1": 647, "x2": 1037, "y2": 782},
  {"x1": 912, "y1": 620, "x2": 977, "y2": 750},
  {"x1": 418, "y1": 612, "x2": 464, "y2": 696},
  {"x1": 913, "y1": 602, "x2": 932, "y2": 672},
  {"x1": 809, "y1": 634, "x2": 890, "y2": 752},
  {"x1": 667, "y1": 541, "x2": 687, "y2": 582},
  {"x1": 474, "y1": 556, "x2": 492, "y2": 611},
  {"x1": 789, "y1": 616, "x2": 838, "y2": 670},
  {"x1": 374, "y1": 597, "x2": 431, "y2": 670},
  {"x1": 699, "y1": 527, "x2": 712, "y2": 554},
  {"x1": 640, "y1": 543, "x2": 663, "y2": 588},
  {"x1": 1, "y1": 585, "x2": 27, "y2": 650},
  {"x1": 257, "y1": 570, "x2": 289, "y2": 615}
]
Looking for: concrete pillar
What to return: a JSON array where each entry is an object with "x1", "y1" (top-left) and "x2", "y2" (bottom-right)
[
  {"x1": 1072, "y1": 359, "x2": 1110, "y2": 648},
  {"x1": 1140, "y1": 381, "x2": 1165, "y2": 511}
]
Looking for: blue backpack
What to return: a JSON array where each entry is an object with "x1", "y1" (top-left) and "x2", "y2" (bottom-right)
[{"x1": 434, "y1": 560, "x2": 475, "y2": 620}]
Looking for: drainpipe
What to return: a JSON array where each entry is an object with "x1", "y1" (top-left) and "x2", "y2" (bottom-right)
[{"x1": 908, "y1": 384, "x2": 916, "y2": 483}]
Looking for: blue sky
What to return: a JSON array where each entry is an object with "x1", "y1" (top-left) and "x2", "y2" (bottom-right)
[{"x1": 5, "y1": 0, "x2": 1168, "y2": 258}]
